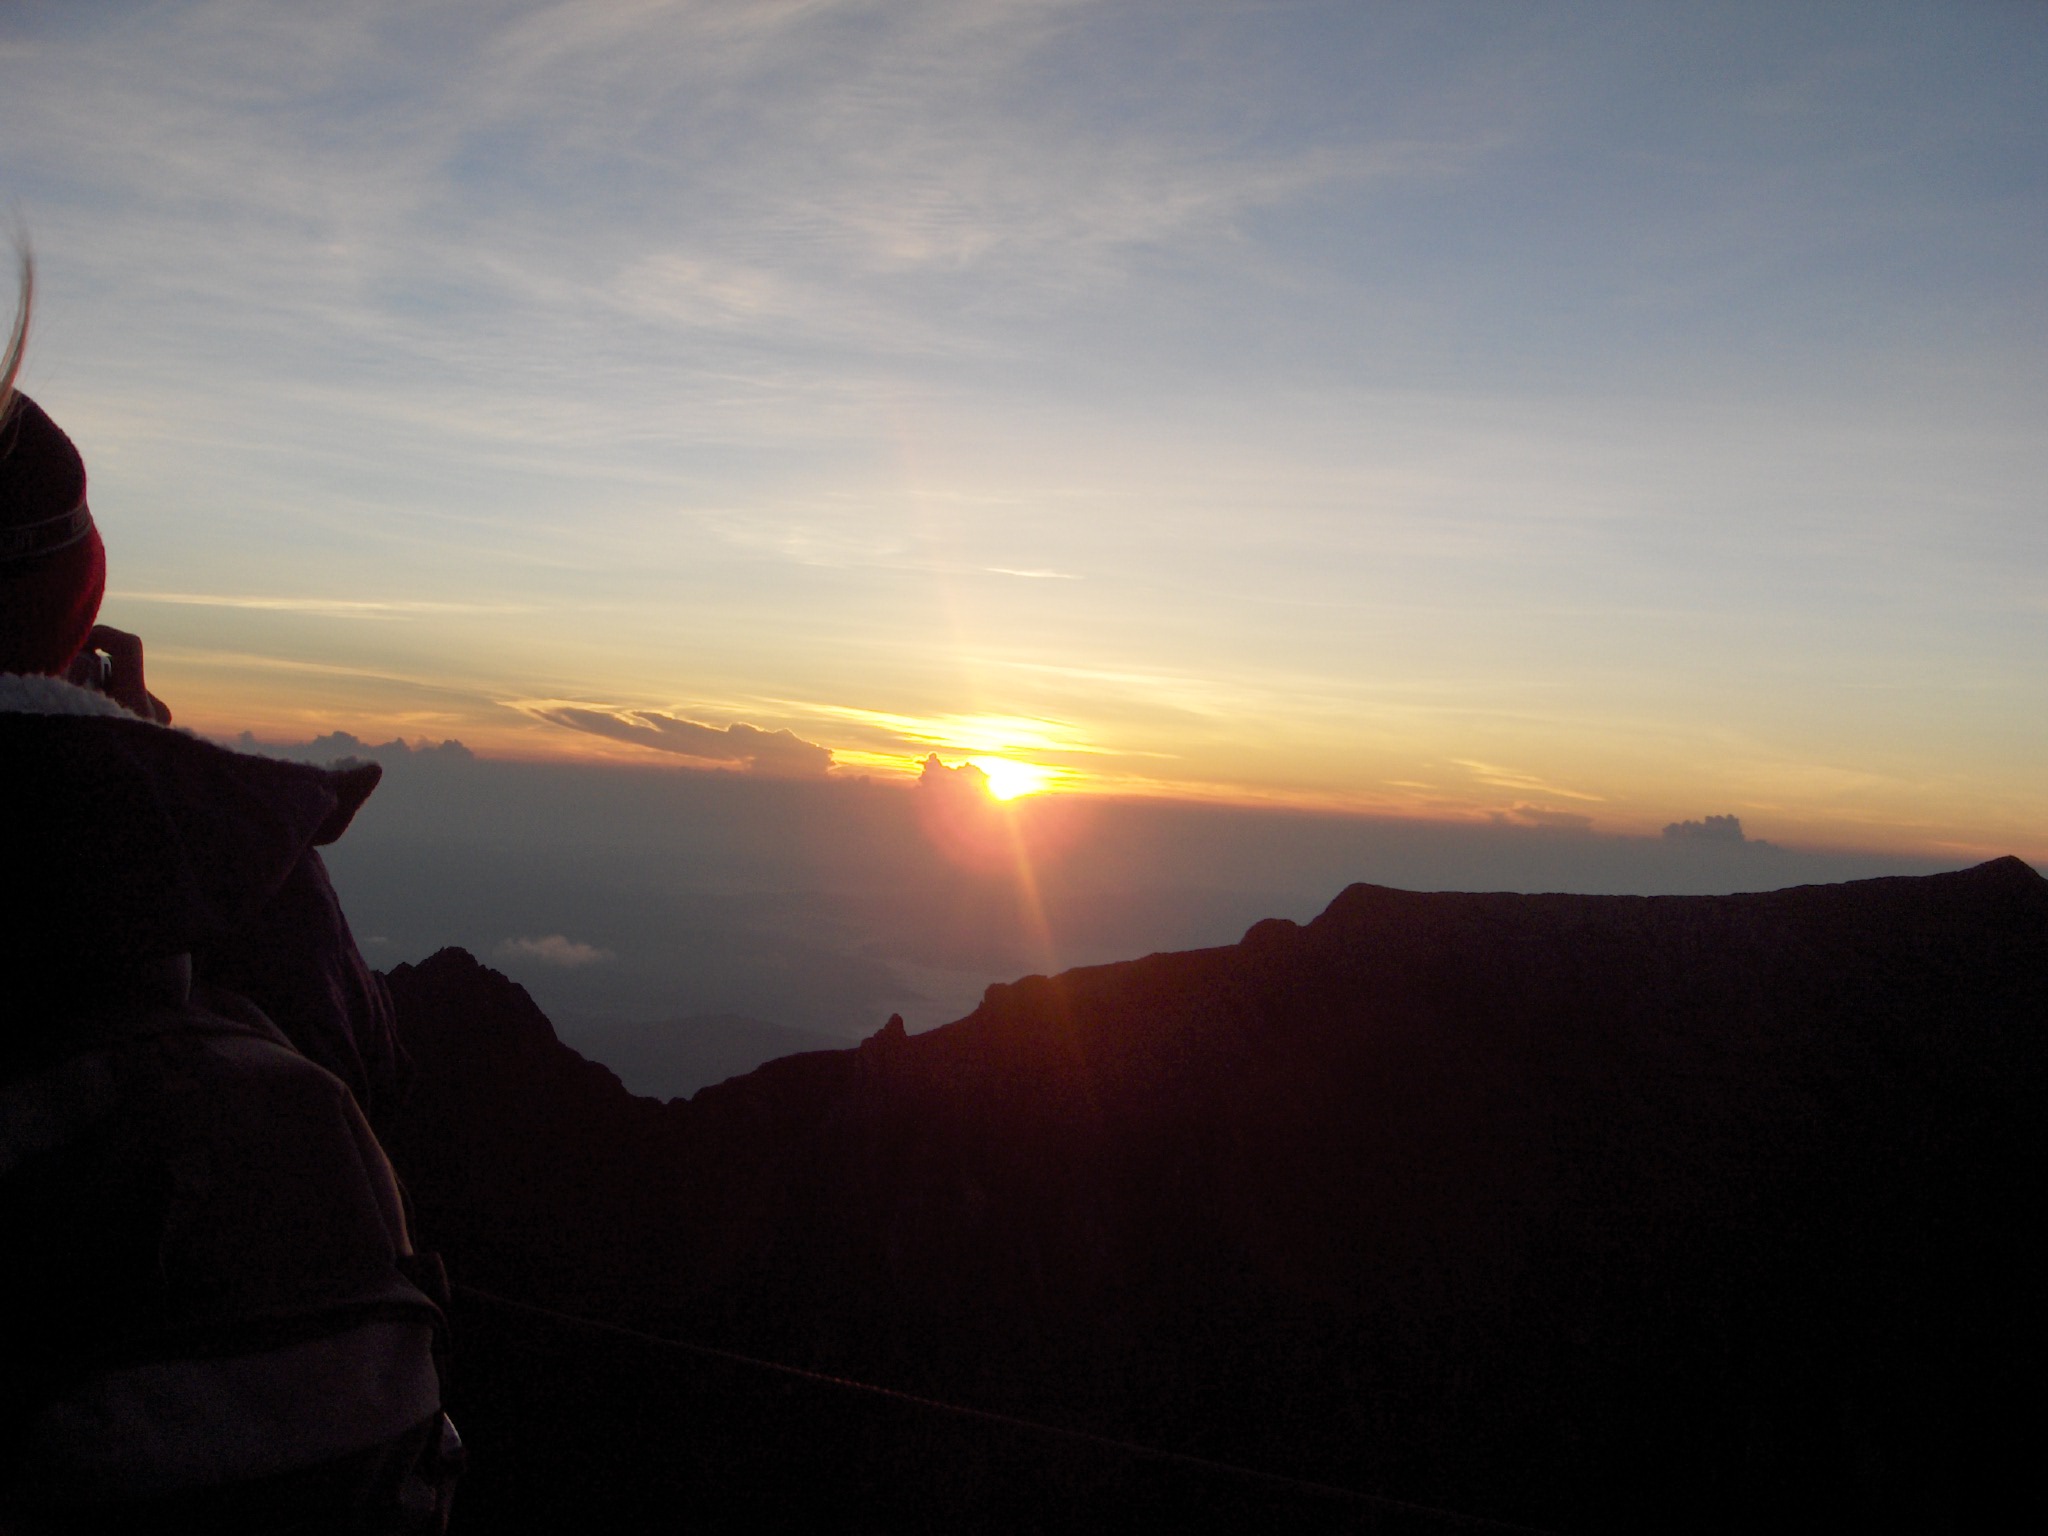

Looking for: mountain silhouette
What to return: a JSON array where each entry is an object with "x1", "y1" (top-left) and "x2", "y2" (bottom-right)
[{"x1": 382, "y1": 858, "x2": 2045, "y2": 1533}]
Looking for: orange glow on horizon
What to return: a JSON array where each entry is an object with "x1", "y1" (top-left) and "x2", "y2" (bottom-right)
[{"x1": 141, "y1": 658, "x2": 2048, "y2": 866}]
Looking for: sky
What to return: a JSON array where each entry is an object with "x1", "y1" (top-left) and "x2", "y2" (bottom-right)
[{"x1": 4, "y1": 0, "x2": 2045, "y2": 866}]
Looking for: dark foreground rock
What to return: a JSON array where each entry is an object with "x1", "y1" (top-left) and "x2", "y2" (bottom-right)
[{"x1": 384, "y1": 858, "x2": 2046, "y2": 1534}]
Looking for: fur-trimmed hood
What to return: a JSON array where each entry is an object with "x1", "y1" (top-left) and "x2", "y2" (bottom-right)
[{"x1": 1, "y1": 674, "x2": 382, "y2": 976}]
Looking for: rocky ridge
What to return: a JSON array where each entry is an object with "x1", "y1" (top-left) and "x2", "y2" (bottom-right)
[{"x1": 383, "y1": 858, "x2": 2046, "y2": 1533}]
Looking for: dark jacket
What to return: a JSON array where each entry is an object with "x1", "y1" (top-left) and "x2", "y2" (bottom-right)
[
  {"x1": 0, "y1": 675, "x2": 453, "y2": 1531},
  {"x1": 0, "y1": 673, "x2": 405, "y2": 1123}
]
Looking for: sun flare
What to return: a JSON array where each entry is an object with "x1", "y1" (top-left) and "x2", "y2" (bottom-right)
[{"x1": 969, "y1": 757, "x2": 1057, "y2": 801}]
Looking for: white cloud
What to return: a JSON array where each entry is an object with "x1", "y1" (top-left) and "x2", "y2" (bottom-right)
[{"x1": 496, "y1": 933, "x2": 614, "y2": 967}]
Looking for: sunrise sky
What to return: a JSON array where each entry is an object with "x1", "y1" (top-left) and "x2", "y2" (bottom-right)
[{"x1": 4, "y1": 1, "x2": 2043, "y2": 861}]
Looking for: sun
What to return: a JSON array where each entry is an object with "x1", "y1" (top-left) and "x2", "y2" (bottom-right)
[{"x1": 968, "y1": 757, "x2": 1057, "y2": 801}]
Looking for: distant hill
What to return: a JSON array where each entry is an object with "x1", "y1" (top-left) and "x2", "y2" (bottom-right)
[
  {"x1": 550, "y1": 1011, "x2": 853, "y2": 1100},
  {"x1": 383, "y1": 858, "x2": 2046, "y2": 1534}
]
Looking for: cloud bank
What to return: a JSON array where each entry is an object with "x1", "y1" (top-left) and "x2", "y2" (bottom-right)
[
  {"x1": 1663, "y1": 814, "x2": 1772, "y2": 849},
  {"x1": 536, "y1": 707, "x2": 834, "y2": 777}
]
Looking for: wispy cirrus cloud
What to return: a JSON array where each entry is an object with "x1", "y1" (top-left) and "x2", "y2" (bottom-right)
[
  {"x1": 8, "y1": 0, "x2": 1481, "y2": 383},
  {"x1": 1452, "y1": 759, "x2": 1606, "y2": 804},
  {"x1": 115, "y1": 591, "x2": 529, "y2": 617}
]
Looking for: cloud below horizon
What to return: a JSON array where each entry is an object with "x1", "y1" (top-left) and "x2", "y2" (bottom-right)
[
  {"x1": 496, "y1": 934, "x2": 614, "y2": 968},
  {"x1": 1663, "y1": 814, "x2": 1773, "y2": 849}
]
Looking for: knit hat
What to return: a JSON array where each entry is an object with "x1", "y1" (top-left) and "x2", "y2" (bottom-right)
[{"x1": 0, "y1": 392, "x2": 105, "y2": 674}]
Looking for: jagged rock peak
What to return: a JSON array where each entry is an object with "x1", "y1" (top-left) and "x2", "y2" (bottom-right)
[{"x1": 864, "y1": 1012, "x2": 908, "y2": 1048}]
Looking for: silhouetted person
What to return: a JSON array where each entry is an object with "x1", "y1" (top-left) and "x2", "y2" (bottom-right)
[{"x1": 0, "y1": 267, "x2": 459, "y2": 1532}]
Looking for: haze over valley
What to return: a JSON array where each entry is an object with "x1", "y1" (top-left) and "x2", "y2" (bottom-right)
[{"x1": 261, "y1": 729, "x2": 1959, "y2": 1095}]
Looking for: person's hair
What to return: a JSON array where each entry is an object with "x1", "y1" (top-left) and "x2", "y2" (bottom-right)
[
  {"x1": 0, "y1": 248, "x2": 29, "y2": 432},
  {"x1": 0, "y1": 246, "x2": 107, "y2": 675}
]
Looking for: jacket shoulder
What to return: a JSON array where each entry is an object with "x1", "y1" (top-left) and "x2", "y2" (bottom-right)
[{"x1": 0, "y1": 707, "x2": 381, "y2": 974}]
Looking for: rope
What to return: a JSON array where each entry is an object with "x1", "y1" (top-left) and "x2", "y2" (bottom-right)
[{"x1": 452, "y1": 1283, "x2": 1561, "y2": 1535}]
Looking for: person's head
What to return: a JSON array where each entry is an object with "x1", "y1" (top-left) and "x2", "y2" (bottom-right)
[{"x1": 0, "y1": 256, "x2": 105, "y2": 676}]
